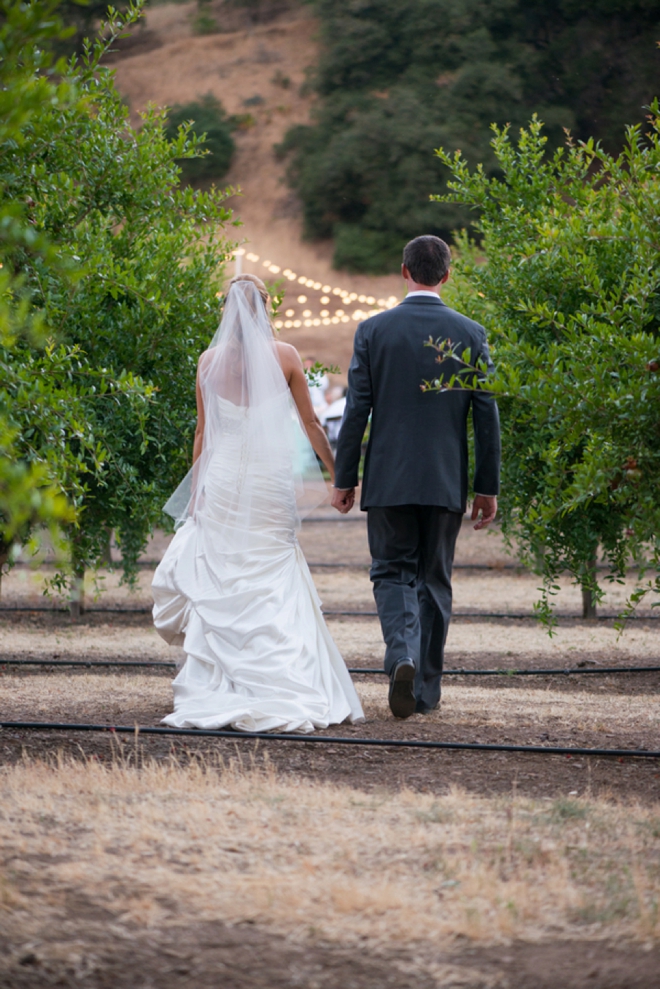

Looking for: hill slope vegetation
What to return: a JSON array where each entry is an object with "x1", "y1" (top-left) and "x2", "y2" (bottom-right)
[{"x1": 280, "y1": 0, "x2": 660, "y2": 272}]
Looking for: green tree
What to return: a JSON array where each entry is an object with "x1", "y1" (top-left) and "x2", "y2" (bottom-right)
[
  {"x1": 0, "y1": 0, "x2": 84, "y2": 581},
  {"x1": 430, "y1": 111, "x2": 660, "y2": 623},
  {"x1": 1, "y1": 0, "x2": 235, "y2": 612},
  {"x1": 279, "y1": 0, "x2": 660, "y2": 273},
  {"x1": 165, "y1": 94, "x2": 236, "y2": 183},
  {"x1": 54, "y1": 0, "x2": 131, "y2": 54}
]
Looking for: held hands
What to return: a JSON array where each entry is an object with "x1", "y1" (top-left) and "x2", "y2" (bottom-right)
[
  {"x1": 471, "y1": 494, "x2": 497, "y2": 530},
  {"x1": 331, "y1": 487, "x2": 356, "y2": 514}
]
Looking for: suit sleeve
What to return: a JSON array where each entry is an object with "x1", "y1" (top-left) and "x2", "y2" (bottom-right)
[
  {"x1": 334, "y1": 323, "x2": 372, "y2": 489},
  {"x1": 472, "y1": 327, "x2": 501, "y2": 496}
]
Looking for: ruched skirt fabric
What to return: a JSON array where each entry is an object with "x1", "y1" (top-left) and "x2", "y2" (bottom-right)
[{"x1": 152, "y1": 437, "x2": 364, "y2": 733}]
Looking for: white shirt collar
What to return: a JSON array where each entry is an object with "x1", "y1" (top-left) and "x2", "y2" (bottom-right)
[{"x1": 405, "y1": 290, "x2": 441, "y2": 299}]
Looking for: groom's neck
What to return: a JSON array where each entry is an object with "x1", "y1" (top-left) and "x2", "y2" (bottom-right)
[{"x1": 401, "y1": 263, "x2": 449, "y2": 295}]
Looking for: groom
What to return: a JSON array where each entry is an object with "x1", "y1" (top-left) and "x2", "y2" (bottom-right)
[{"x1": 332, "y1": 235, "x2": 500, "y2": 718}]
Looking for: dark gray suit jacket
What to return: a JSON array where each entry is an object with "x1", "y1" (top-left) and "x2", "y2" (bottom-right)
[{"x1": 334, "y1": 294, "x2": 501, "y2": 513}]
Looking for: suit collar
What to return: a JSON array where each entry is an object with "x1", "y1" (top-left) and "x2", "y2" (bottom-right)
[{"x1": 399, "y1": 294, "x2": 446, "y2": 307}]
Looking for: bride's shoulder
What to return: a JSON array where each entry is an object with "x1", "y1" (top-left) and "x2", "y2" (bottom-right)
[{"x1": 274, "y1": 339, "x2": 302, "y2": 369}]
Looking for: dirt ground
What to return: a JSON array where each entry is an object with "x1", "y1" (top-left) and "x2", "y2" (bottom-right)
[
  {"x1": 2, "y1": 760, "x2": 660, "y2": 989},
  {"x1": 2, "y1": 515, "x2": 659, "y2": 986},
  {"x1": 3, "y1": 919, "x2": 660, "y2": 989}
]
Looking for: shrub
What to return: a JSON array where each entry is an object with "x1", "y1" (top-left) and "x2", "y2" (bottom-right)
[
  {"x1": 280, "y1": 0, "x2": 660, "y2": 273},
  {"x1": 432, "y1": 112, "x2": 660, "y2": 623},
  {"x1": 165, "y1": 94, "x2": 235, "y2": 183},
  {"x1": 2, "y1": 0, "x2": 234, "y2": 608}
]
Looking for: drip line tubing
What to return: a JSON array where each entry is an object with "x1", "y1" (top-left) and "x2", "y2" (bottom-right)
[
  {"x1": 9, "y1": 560, "x2": 651, "y2": 573},
  {"x1": 323, "y1": 610, "x2": 660, "y2": 621},
  {"x1": 2, "y1": 659, "x2": 660, "y2": 677},
  {"x1": 1, "y1": 721, "x2": 659, "y2": 759},
  {"x1": 348, "y1": 665, "x2": 660, "y2": 677},
  {"x1": 0, "y1": 659, "x2": 175, "y2": 669},
  {"x1": 1, "y1": 605, "x2": 658, "y2": 621},
  {"x1": 0, "y1": 606, "x2": 152, "y2": 614}
]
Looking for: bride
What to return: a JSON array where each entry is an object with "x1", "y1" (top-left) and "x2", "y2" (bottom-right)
[{"x1": 152, "y1": 274, "x2": 364, "y2": 733}]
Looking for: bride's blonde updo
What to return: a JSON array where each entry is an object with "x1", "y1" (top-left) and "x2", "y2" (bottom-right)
[
  {"x1": 225, "y1": 273, "x2": 274, "y2": 335},
  {"x1": 227, "y1": 273, "x2": 270, "y2": 309}
]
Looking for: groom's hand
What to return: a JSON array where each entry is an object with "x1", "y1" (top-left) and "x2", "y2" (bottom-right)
[
  {"x1": 471, "y1": 494, "x2": 497, "y2": 530},
  {"x1": 332, "y1": 487, "x2": 355, "y2": 514}
]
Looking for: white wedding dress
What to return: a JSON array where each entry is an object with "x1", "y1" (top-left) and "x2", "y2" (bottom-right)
[{"x1": 152, "y1": 281, "x2": 364, "y2": 733}]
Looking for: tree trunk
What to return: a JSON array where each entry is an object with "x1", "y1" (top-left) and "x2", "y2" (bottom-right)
[
  {"x1": 69, "y1": 564, "x2": 85, "y2": 619},
  {"x1": 0, "y1": 545, "x2": 8, "y2": 601},
  {"x1": 0, "y1": 537, "x2": 12, "y2": 600},
  {"x1": 100, "y1": 528, "x2": 113, "y2": 567},
  {"x1": 581, "y1": 551, "x2": 598, "y2": 619}
]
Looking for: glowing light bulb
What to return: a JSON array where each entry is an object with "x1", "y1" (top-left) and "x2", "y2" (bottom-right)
[
  {"x1": 246, "y1": 252, "x2": 259, "y2": 262},
  {"x1": 320, "y1": 296, "x2": 330, "y2": 304},
  {"x1": 303, "y1": 309, "x2": 312, "y2": 317},
  {"x1": 313, "y1": 281, "x2": 321, "y2": 290},
  {"x1": 322, "y1": 284, "x2": 331, "y2": 293},
  {"x1": 285, "y1": 308, "x2": 295, "y2": 317},
  {"x1": 366, "y1": 296, "x2": 375, "y2": 305},
  {"x1": 320, "y1": 309, "x2": 329, "y2": 317},
  {"x1": 269, "y1": 264, "x2": 281, "y2": 274},
  {"x1": 297, "y1": 295, "x2": 307, "y2": 303}
]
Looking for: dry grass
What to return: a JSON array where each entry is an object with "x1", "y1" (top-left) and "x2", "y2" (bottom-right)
[
  {"x1": 1, "y1": 756, "x2": 659, "y2": 960},
  {"x1": 329, "y1": 618, "x2": 660, "y2": 666},
  {"x1": 312, "y1": 569, "x2": 660, "y2": 617},
  {"x1": 1, "y1": 675, "x2": 658, "y2": 741},
  {"x1": 356, "y1": 682, "x2": 660, "y2": 738},
  {"x1": 0, "y1": 619, "x2": 171, "y2": 661}
]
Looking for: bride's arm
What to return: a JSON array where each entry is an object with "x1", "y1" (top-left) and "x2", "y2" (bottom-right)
[
  {"x1": 190, "y1": 360, "x2": 206, "y2": 509},
  {"x1": 278, "y1": 343, "x2": 335, "y2": 482}
]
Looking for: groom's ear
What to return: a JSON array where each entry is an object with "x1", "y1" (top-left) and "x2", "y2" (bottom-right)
[
  {"x1": 401, "y1": 263, "x2": 410, "y2": 280},
  {"x1": 441, "y1": 269, "x2": 451, "y2": 285}
]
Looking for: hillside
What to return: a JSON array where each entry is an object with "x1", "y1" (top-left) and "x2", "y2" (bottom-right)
[{"x1": 111, "y1": 2, "x2": 404, "y2": 374}]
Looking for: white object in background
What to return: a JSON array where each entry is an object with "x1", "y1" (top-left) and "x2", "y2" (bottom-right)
[{"x1": 320, "y1": 395, "x2": 346, "y2": 446}]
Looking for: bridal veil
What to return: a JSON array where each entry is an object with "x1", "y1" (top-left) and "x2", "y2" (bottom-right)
[{"x1": 163, "y1": 278, "x2": 328, "y2": 535}]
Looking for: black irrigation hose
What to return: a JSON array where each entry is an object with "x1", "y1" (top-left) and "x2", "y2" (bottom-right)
[
  {"x1": 324, "y1": 610, "x2": 660, "y2": 621},
  {"x1": 0, "y1": 659, "x2": 175, "y2": 669},
  {"x1": 1, "y1": 720, "x2": 659, "y2": 759},
  {"x1": 349, "y1": 666, "x2": 660, "y2": 677},
  {"x1": 1, "y1": 658, "x2": 658, "y2": 677},
  {"x1": 2, "y1": 658, "x2": 660, "y2": 677},
  {"x1": 2, "y1": 605, "x2": 659, "y2": 620},
  {"x1": 0, "y1": 606, "x2": 153, "y2": 614}
]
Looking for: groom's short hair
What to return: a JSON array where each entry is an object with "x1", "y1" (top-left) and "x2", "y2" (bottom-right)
[{"x1": 403, "y1": 235, "x2": 451, "y2": 286}]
